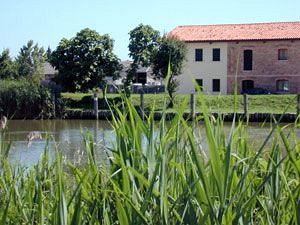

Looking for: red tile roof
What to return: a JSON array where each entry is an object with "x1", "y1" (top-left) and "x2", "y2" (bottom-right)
[{"x1": 168, "y1": 22, "x2": 300, "y2": 42}]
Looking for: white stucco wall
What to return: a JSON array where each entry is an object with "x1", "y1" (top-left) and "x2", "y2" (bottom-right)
[{"x1": 177, "y1": 42, "x2": 228, "y2": 94}]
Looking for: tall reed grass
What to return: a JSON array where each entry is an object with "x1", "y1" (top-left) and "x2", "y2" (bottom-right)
[{"x1": 0, "y1": 93, "x2": 299, "y2": 224}]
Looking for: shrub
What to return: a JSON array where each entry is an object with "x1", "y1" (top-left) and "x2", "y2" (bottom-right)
[{"x1": 0, "y1": 79, "x2": 57, "y2": 119}]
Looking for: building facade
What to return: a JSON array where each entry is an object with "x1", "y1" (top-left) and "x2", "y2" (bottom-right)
[
  {"x1": 227, "y1": 40, "x2": 300, "y2": 94},
  {"x1": 106, "y1": 60, "x2": 164, "y2": 93},
  {"x1": 169, "y1": 22, "x2": 300, "y2": 94},
  {"x1": 177, "y1": 42, "x2": 228, "y2": 94}
]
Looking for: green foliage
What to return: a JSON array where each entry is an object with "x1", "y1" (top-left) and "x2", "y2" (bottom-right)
[
  {"x1": 0, "y1": 79, "x2": 57, "y2": 119},
  {"x1": 51, "y1": 28, "x2": 121, "y2": 92},
  {"x1": 0, "y1": 49, "x2": 17, "y2": 79},
  {"x1": 46, "y1": 46, "x2": 52, "y2": 62},
  {"x1": 125, "y1": 25, "x2": 186, "y2": 99},
  {"x1": 125, "y1": 24, "x2": 160, "y2": 95},
  {"x1": 152, "y1": 36, "x2": 187, "y2": 107},
  {"x1": 152, "y1": 36, "x2": 187, "y2": 79},
  {"x1": 128, "y1": 24, "x2": 161, "y2": 67},
  {"x1": 0, "y1": 95, "x2": 299, "y2": 224},
  {"x1": 16, "y1": 40, "x2": 46, "y2": 82}
]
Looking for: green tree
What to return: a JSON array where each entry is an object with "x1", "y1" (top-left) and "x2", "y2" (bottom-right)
[
  {"x1": 152, "y1": 36, "x2": 187, "y2": 107},
  {"x1": 46, "y1": 46, "x2": 52, "y2": 61},
  {"x1": 50, "y1": 28, "x2": 121, "y2": 93},
  {"x1": 0, "y1": 49, "x2": 17, "y2": 79},
  {"x1": 125, "y1": 24, "x2": 160, "y2": 94},
  {"x1": 16, "y1": 40, "x2": 46, "y2": 82}
]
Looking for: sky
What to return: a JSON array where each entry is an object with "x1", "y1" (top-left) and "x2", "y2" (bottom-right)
[{"x1": 1, "y1": 0, "x2": 299, "y2": 60}]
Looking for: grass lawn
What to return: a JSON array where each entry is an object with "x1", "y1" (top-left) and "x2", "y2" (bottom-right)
[{"x1": 61, "y1": 92, "x2": 298, "y2": 114}]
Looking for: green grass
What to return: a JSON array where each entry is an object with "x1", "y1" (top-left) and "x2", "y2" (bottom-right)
[
  {"x1": 0, "y1": 95, "x2": 300, "y2": 224},
  {"x1": 62, "y1": 92, "x2": 298, "y2": 113}
]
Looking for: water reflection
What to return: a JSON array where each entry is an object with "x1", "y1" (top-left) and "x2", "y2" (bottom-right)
[{"x1": 4, "y1": 120, "x2": 114, "y2": 167}]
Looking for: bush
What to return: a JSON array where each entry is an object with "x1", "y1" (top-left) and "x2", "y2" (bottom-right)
[{"x1": 0, "y1": 79, "x2": 57, "y2": 119}]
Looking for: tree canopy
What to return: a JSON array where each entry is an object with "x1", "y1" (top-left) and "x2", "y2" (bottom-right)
[
  {"x1": 128, "y1": 24, "x2": 161, "y2": 67},
  {"x1": 125, "y1": 24, "x2": 160, "y2": 94},
  {"x1": 50, "y1": 28, "x2": 121, "y2": 92},
  {"x1": 152, "y1": 36, "x2": 187, "y2": 79},
  {"x1": 46, "y1": 46, "x2": 52, "y2": 62},
  {"x1": 152, "y1": 36, "x2": 187, "y2": 107},
  {"x1": 125, "y1": 24, "x2": 186, "y2": 102},
  {"x1": 0, "y1": 49, "x2": 17, "y2": 79},
  {"x1": 16, "y1": 40, "x2": 46, "y2": 82}
]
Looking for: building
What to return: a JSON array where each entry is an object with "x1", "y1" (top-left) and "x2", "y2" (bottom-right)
[
  {"x1": 106, "y1": 60, "x2": 164, "y2": 93},
  {"x1": 43, "y1": 62, "x2": 57, "y2": 80},
  {"x1": 41, "y1": 62, "x2": 58, "y2": 88},
  {"x1": 169, "y1": 22, "x2": 300, "y2": 94}
]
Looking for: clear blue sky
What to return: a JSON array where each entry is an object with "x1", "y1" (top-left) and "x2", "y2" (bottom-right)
[{"x1": 1, "y1": 0, "x2": 299, "y2": 60}]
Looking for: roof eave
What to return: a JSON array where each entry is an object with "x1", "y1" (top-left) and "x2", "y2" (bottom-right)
[{"x1": 183, "y1": 38, "x2": 300, "y2": 43}]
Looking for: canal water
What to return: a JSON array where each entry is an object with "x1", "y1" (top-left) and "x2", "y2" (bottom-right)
[{"x1": 1, "y1": 120, "x2": 299, "y2": 167}]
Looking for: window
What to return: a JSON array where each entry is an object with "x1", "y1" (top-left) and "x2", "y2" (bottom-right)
[
  {"x1": 212, "y1": 79, "x2": 220, "y2": 92},
  {"x1": 278, "y1": 49, "x2": 288, "y2": 60},
  {"x1": 213, "y1": 48, "x2": 220, "y2": 61},
  {"x1": 195, "y1": 49, "x2": 203, "y2": 61},
  {"x1": 244, "y1": 50, "x2": 253, "y2": 71},
  {"x1": 277, "y1": 80, "x2": 289, "y2": 91},
  {"x1": 133, "y1": 72, "x2": 147, "y2": 85},
  {"x1": 195, "y1": 79, "x2": 203, "y2": 91},
  {"x1": 242, "y1": 80, "x2": 254, "y2": 92}
]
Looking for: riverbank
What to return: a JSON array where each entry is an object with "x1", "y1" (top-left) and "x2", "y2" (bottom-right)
[
  {"x1": 61, "y1": 93, "x2": 300, "y2": 122},
  {"x1": 64, "y1": 109, "x2": 299, "y2": 122},
  {"x1": 62, "y1": 93, "x2": 299, "y2": 113}
]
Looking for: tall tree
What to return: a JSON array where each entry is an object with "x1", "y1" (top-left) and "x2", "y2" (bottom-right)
[
  {"x1": 50, "y1": 28, "x2": 121, "y2": 93},
  {"x1": 46, "y1": 46, "x2": 52, "y2": 61},
  {"x1": 0, "y1": 49, "x2": 17, "y2": 79},
  {"x1": 152, "y1": 36, "x2": 187, "y2": 107},
  {"x1": 16, "y1": 40, "x2": 46, "y2": 82},
  {"x1": 125, "y1": 24, "x2": 160, "y2": 94}
]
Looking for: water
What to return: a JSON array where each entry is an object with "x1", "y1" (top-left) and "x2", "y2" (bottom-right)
[
  {"x1": 2, "y1": 120, "x2": 114, "y2": 167},
  {"x1": 1, "y1": 120, "x2": 299, "y2": 167}
]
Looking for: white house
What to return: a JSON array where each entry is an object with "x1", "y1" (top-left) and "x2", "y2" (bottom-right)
[
  {"x1": 176, "y1": 42, "x2": 227, "y2": 94},
  {"x1": 169, "y1": 26, "x2": 228, "y2": 94}
]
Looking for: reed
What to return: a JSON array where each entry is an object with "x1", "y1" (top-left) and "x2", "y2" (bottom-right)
[{"x1": 0, "y1": 93, "x2": 299, "y2": 224}]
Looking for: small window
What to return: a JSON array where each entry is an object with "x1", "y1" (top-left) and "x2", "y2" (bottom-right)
[
  {"x1": 277, "y1": 80, "x2": 289, "y2": 91},
  {"x1": 212, "y1": 79, "x2": 220, "y2": 92},
  {"x1": 195, "y1": 79, "x2": 203, "y2": 91},
  {"x1": 213, "y1": 48, "x2": 220, "y2": 61},
  {"x1": 133, "y1": 72, "x2": 147, "y2": 85},
  {"x1": 244, "y1": 50, "x2": 253, "y2": 71},
  {"x1": 242, "y1": 80, "x2": 254, "y2": 92},
  {"x1": 195, "y1": 49, "x2": 203, "y2": 61},
  {"x1": 278, "y1": 49, "x2": 288, "y2": 60}
]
